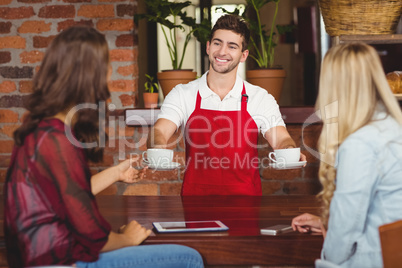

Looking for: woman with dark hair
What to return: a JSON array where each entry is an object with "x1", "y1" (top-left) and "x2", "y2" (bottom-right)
[{"x1": 4, "y1": 26, "x2": 204, "y2": 268}]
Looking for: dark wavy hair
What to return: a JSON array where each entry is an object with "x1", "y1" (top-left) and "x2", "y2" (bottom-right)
[
  {"x1": 210, "y1": 14, "x2": 250, "y2": 51},
  {"x1": 13, "y1": 26, "x2": 110, "y2": 162}
]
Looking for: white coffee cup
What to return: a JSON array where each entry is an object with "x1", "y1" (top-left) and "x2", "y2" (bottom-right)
[
  {"x1": 142, "y1": 148, "x2": 174, "y2": 167},
  {"x1": 269, "y1": 148, "x2": 300, "y2": 164}
]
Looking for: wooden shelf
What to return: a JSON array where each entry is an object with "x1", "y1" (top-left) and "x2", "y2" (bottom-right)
[{"x1": 332, "y1": 34, "x2": 402, "y2": 45}]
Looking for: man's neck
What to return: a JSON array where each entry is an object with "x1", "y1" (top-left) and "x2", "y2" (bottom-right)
[{"x1": 206, "y1": 69, "x2": 238, "y2": 100}]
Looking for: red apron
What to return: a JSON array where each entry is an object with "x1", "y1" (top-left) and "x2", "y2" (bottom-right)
[{"x1": 182, "y1": 84, "x2": 262, "y2": 196}]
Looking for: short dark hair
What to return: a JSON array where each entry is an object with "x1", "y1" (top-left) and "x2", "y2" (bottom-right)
[{"x1": 210, "y1": 14, "x2": 250, "y2": 51}]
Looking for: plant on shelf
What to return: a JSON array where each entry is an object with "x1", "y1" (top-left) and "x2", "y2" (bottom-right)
[
  {"x1": 220, "y1": 0, "x2": 295, "y2": 103},
  {"x1": 223, "y1": 0, "x2": 294, "y2": 69},
  {"x1": 134, "y1": 0, "x2": 211, "y2": 70},
  {"x1": 143, "y1": 74, "x2": 159, "y2": 108},
  {"x1": 144, "y1": 74, "x2": 159, "y2": 94},
  {"x1": 135, "y1": 0, "x2": 211, "y2": 97}
]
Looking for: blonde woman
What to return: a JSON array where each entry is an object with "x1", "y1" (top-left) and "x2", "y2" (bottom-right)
[{"x1": 291, "y1": 43, "x2": 402, "y2": 267}]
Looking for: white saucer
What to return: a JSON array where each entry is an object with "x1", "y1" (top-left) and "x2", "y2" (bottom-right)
[
  {"x1": 269, "y1": 161, "x2": 306, "y2": 170},
  {"x1": 145, "y1": 161, "x2": 181, "y2": 170}
]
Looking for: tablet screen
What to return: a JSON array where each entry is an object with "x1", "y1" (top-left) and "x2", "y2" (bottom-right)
[{"x1": 153, "y1": 220, "x2": 229, "y2": 233}]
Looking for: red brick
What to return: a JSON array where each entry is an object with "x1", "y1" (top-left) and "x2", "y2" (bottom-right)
[
  {"x1": 78, "y1": 5, "x2": 114, "y2": 18},
  {"x1": 108, "y1": 80, "x2": 136, "y2": 92},
  {"x1": 63, "y1": 0, "x2": 90, "y2": 2},
  {"x1": 123, "y1": 183, "x2": 157, "y2": 195},
  {"x1": 19, "y1": 80, "x2": 33, "y2": 93},
  {"x1": 98, "y1": 183, "x2": 118, "y2": 195},
  {"x1": 119, "y1": 94, "x2": 135, "y2": 107},
  {"x1": 18, "y1": 21, "x2": 51, "y2": 34},
  {"x1": 99, "y1": 0, "x2": 132, "y2": 2},
  {"x1": 96, "y1": 19, "x2": 133, "y2": 31},
  {"x1": 117, "y1": 64, "x2": 137, "y2": 77},
  {"x1": 0, "y1": 0, "x2": 12, "y2": 5},
  {"x1": 0, "y1": 66, "x2": 33, "y2": 79},
  {"x1": 110, "y1": 49, "x2": 136, "y2": 62},
  {"x1": 304, "y1": 165, "x2": 320, "y2": 180},
  {"x1": 57, "y1": 19, "x2": 93, "y2": 32},
  {"x1": 20, "y1": 50, "x2": 45, "y2": 64},
  {"x1": 0, "y1": 52, "x2": 11, "y2": 63},
  {"x1": 0, "y1": 81, "x2": 16, "y2": 93},
  {"x1": 0, "y1": 140, "x2": 14, "y2": 153},
  {"x1": 160, "y1": 183, "x2": 182, "y2": 196},
  {"x1": 282, "y1": 181, "x2": 321, "y2": 195},
  {"x1": 0, "y1": 155, "x2": 11, "y2": 168},
  {"x1": 0, "y1": 6, "x2": 34, "y2": 19},
  {"x1": 18, "y1": 0, "x2": 51, "y2": 2},
  {"x1": 0, "y1": 110, "x2": 19, "y2": 123},
  {"x1": 0, "y1": 21, "x2": 11, "y2": 33},
  {"x1": 0, "y1": 95, "x2": 25, "y2": 108},
  {"x1": 0, "y1": 124, "x2": 20, "y2": 138},
  {"x1": 300, "y1": 123, "x2": 322, "y2": 150},
  {"x1": 33, "y1": 35, "x2": 56, "y2": 48},
  {"x1": 116, "y1": 34, "x2": 134, "y2": 47},
  {"x1": 0, "y1": 36, "x2": 26, "y2": 49},
  {"x1": 173, "y1": 151, "x2": 185, "y2": 166},
  {"x1": 261, "y1": 166, "x2": 302, "y2": 180},
  {"x1": 261, "y1": 181, "x2": 282, "y2": 195},
  {"x1": 116, "y1": 4, "x2": 134, "y2": 17},
  {"x1": 0, "y1": 168, "x2": 7, "y2": 183},
  {"x1": 144, "y1": 169, "x2": 179, "y2": 182},
  {"x1": 38, "y1": 5, "x2": 75, "y2": 19}
]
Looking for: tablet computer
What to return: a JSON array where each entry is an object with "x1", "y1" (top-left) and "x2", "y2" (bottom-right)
[{"x1": 153, "y1": 220, "x2": 229, "y2": 233}]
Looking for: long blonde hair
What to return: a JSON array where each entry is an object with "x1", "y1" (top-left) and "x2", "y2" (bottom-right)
[{"x1": 316, "y1": 43, "x2": 402, "y2": 226}]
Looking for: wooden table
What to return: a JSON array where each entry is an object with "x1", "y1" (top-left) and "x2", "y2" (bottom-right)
[{"x1": 97, "y1": 195, "x2": 324, "y2": 267}]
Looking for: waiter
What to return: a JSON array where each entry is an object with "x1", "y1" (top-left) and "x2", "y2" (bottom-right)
[{"x1": 147, "y1": 15, "x2": 305, "y2": 195}]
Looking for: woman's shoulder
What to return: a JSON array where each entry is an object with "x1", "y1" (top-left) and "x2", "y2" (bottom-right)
[
  {"x1": 31, "y1": 118, "x2": 79, "y2": 151},
  {"x1": 344, "y1": 115, "x2": 402, "y2": 151}
]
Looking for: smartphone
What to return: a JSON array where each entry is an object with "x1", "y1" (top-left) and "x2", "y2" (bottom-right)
[{"x1": 260, "y1": 224, "x2": 293, "y2": 235}]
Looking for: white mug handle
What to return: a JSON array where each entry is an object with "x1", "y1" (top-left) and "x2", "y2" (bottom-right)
[
  {"x1": 268, "y1": 152, "x2": 277, "y2": 162},
  {"x1": 142, "y1": 151, "x2": 148, "y2": 163}
]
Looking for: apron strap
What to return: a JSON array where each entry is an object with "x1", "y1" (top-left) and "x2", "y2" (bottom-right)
[{"x1": 241, "y1": 83, "x2": 248, "y2": 111}]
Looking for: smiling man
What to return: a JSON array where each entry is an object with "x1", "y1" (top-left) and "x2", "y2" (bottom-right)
[{"x1": 147, "y1": 15, "x2": 304, "y2": 196}]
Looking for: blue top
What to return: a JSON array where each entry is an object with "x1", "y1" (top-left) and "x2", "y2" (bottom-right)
[{"x1": 322, "y1": 107, "x2": 402, "y2": 267}]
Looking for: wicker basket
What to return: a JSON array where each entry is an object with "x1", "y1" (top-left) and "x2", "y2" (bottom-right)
[{"x1": 318, "y1": 0, "x2": 402, "y2": 36}]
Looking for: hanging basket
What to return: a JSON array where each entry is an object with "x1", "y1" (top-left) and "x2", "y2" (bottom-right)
[{"x1": 318, "y1": 0, "x2": 402, "y2": 36}]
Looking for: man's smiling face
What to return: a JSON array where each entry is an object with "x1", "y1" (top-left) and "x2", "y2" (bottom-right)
[{"x1": 207, "y1": 29, "x2": 249, "y2": 74}]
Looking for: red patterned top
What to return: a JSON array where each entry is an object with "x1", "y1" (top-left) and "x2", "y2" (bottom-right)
[{"x1": 4, "y1": 118, "x2": 111, "y2": 268}]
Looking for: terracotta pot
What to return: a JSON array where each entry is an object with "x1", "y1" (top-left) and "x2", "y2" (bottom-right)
[
  {"x1": 157, "y1": 70, "x2": 197, "y2": 97},
  {"x1": 143, "y1": 92, "x2": 159, "y2": 108},
  {"x1": 246, "y1": 69, "x2": 286, "y2": 103}
]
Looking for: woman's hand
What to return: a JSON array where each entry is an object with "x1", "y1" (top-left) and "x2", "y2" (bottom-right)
[
  {"x1": 119, "y1": 220, "x2": 152, "y2": 246},
  {"x1": 116, "y1": 158, "x2": 147, "y2": 184},
  {"x1": 291, "y1": 213, "x2": 324, "y2": 234}
]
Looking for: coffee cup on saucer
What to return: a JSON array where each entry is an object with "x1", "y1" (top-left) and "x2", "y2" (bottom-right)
[
  {"x1": 142, "y1": 148, "x2": 179, "y2": 169},
  {"x1": 268, "y1": 148, "x2": 305, "y2": 169}
]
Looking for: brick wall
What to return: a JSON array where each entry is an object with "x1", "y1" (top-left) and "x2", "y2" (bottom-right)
[{"x1": 0, "y1": 0, "x2": 321, "y2": 196}]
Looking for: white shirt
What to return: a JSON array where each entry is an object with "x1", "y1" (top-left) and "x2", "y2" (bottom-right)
[{"x1": 158, "y1": 72, "x2": 285, "y2": 135}]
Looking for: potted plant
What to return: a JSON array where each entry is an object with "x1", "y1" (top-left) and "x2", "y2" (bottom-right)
[
  {"x1": 134, "y1": 0, "x2": 211, "y2": 97},
  {"x1": 143, "y1": 74, "x2": 159, "y2": 108},
  {"x1": 222, "y1": 0, "x2": 294, "y2": 103}
]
